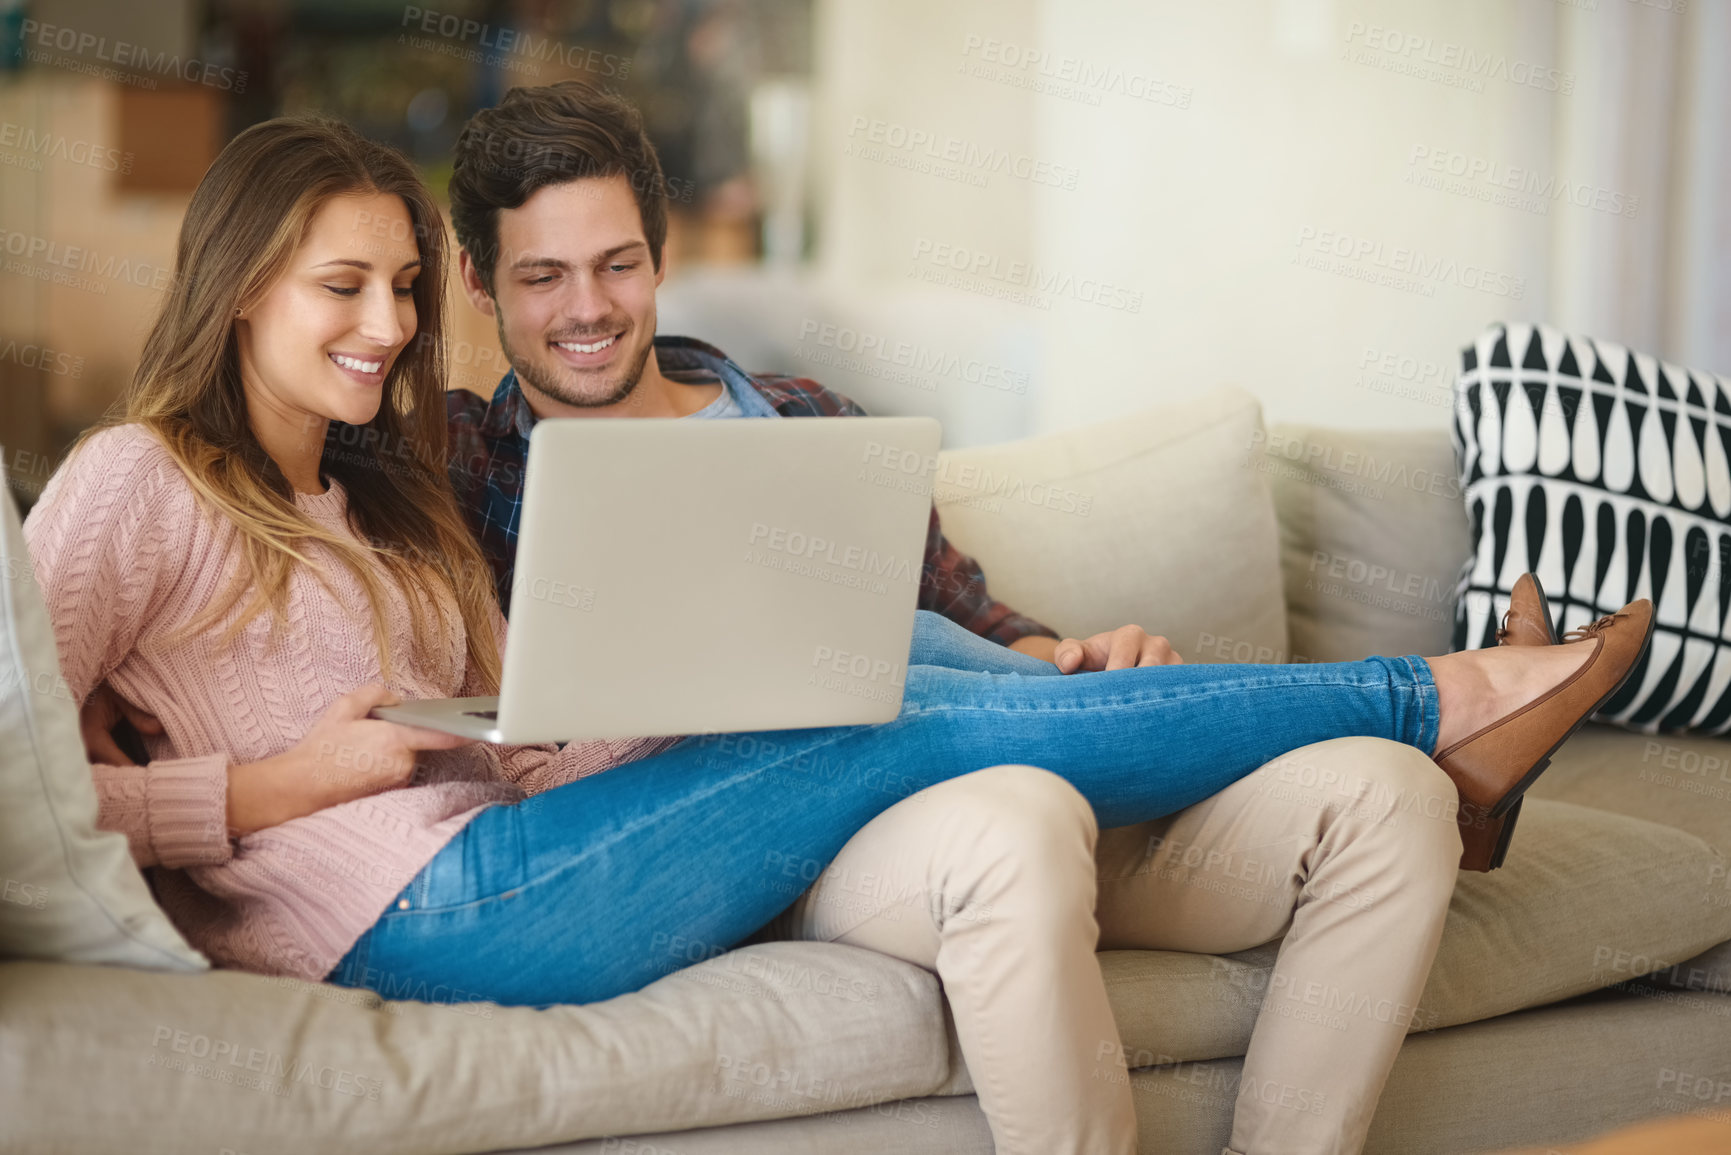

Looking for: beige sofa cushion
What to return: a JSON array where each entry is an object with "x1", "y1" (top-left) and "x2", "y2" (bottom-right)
[
  {"x1": 0, "y1": 484, "x2": 205, "y2": 971},
  {"x1": 1091, "y1": 798, "x2": 1731, "y2": 1068},
  {"x1": 1118, "y1": 989, "x2": 1731, "y2": 1155},
  {"x1": 1531, "y1": 722, "x2": 1731, "y2": 853},
  {"x1": 1530, "y1": 723, "x2": 1731, "y2": 998},
  {"x1": 538, "y1": 988, "x2": 1731, "y2": 1155},
  {"x1": 0, "y1": 941, "x2": 947, "y2": 1155},
  {"x1": 1264, "y1": 423, "x2": 1469, "y2": 663},
  {"x1": 933, "y1": 386, "x2": 1287, "y2": 662}
]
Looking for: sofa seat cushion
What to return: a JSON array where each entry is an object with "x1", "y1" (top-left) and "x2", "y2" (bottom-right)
[
  {"x1": 1530, "y1": 723, "x2": 1731, "y2": 853},
  {"x1": 0, "y1": 941, "x2": 948, "y2": 1155},
  {"x1": 933, "y1": 385, "x2": 1287, "y2": 662},
  {"x1": 1085, "y1": 798, "x2": 1731, "y2": 1070}
]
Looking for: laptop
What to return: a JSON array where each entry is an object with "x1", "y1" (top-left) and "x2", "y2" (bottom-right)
[{"x1": 371, "y1": 415, "x2": 942, "y2": 744}]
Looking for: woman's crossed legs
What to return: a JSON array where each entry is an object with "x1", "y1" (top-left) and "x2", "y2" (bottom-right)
[{"x1": 330, "y1": 617, "x2": 1439, "y2": 1007}]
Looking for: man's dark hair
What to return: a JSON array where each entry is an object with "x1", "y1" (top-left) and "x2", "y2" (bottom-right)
[{"x1": 449, "y1": 82, "x2": 669, "y2": 294}]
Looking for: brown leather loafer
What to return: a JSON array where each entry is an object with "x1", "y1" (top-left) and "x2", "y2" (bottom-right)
[
  {"x1": 1497, "y1": 572, "x2": 1558, "y2": 649},
  {"x1": 1458, "y1": 796, "x2": 1520, "y2": 872},
  {"x1": 1438, "y1": 597, "x2": 1654, "y2": 832},
  {"x1": 1456, "y1": 575, "x2": 1559, "y2": 870}
]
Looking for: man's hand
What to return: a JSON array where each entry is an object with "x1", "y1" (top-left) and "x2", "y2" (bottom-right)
[
  {"x1": 80, "y1": 682, "x2": 165, "y2": 766},
  {"x1": 1050, "y1": 625, "x2": 1183, "y2": 673}
]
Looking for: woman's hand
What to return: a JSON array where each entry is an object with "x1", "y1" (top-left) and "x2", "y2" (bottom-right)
[{"x1": 226, "y1": 685, "x2": 476, "y2": 837}]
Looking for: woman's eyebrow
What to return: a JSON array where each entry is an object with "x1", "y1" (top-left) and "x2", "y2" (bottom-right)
[{"x1": 311, "y1": 258, "x2": 423, "y2": 271}]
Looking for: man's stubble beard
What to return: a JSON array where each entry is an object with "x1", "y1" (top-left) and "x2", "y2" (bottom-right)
[{"x1": 496, "y1": 311, "x2": 656, "y2": 410}]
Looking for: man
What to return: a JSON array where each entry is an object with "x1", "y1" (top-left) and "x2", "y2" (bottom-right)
[
  {"x1": 431, "y1": 82, "x2": 1483, "y2": 1155},
  {"x1": 441, "y1": 84, "x2": 1178, "y2": 675}
]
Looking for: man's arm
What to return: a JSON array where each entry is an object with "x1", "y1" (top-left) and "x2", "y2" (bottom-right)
[
  {"x1": 445, "y1": 387, "x2": 518, "y2": 611},
  {"x1": 754, "y1": 372, "x2": 1061, "y2": 647},
  {"x1": 917, "y1": 506, "x2": 1061, "y2": 647}
]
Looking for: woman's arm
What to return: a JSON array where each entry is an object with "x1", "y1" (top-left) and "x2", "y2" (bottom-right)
[
  {"x1": 26, "y1": 431, "x2": 240, "y2": 868},
  {"x1": 41, "y1": 431, "x2": 485, "y2": 857},
  {"x1": 82, "y1": 680, "x2": 480, "y2": 842}
]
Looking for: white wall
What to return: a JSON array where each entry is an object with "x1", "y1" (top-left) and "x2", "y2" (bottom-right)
[{"x1": 772, "y1": 0, "x2": 1723, "y2": 444}]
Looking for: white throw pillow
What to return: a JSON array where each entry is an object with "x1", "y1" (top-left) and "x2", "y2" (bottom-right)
[
  {"x1": 0, "y1": 481, "x2": 205, "y2": 969},
  {"x1": 1453, "y1": 322, "x2": 1731, "y2": 734},
  {"x1": 932, "y1": 386, "x2": 1288, "y2": 664}
]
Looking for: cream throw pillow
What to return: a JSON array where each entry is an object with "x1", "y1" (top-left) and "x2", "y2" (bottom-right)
[
  {"x1": 933, "y1": 386, "x2": 1288, "y2": 664},
  {"x1": 0, "y1": 482, "x2": 205, "y2": 969}
]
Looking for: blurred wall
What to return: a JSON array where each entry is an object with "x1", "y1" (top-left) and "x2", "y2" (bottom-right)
[
  {"x1": 795, "y1": 0, "x2": 1726, "y2": 439},
  {"x1": 4, "y1": 0, "x2": 1725, "y2": 478}
]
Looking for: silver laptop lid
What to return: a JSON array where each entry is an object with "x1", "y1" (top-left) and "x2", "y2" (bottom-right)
[{"x1": 498, "y1": 415, "x2": 942, "y2": 743}]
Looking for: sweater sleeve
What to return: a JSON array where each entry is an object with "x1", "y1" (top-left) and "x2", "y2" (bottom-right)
[
  {"x1": 461, "y1": 602, "x2": 682, "y2": 795},
  {"x1": 23, "y1": 428, "x2": 234, "y2": 869}
]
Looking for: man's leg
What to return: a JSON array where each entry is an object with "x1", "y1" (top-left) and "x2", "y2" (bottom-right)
[
  {"x1": 767, "y1": 764, "x2": 1138, "y2": 1155},
  {"x1": 1094, "y1": 736, "x2": 1461, "y2": 1155}
]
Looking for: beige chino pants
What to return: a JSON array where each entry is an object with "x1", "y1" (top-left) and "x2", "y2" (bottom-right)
[{"x1": 766, "y1": 737, "x2": 1463, "y2": 1155}]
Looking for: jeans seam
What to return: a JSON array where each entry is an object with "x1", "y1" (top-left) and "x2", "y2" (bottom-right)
[
  {"x1": 902, "y1": 672, "x2": 1411, "y2": 717},
  {"x1": 1398, "y1": 654, "x2": 1440, "y2": 753}
]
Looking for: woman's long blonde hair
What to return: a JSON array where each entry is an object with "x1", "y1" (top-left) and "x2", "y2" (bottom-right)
[{"x1": 87, "y1": 116, "x2": 501, "y2": 691}]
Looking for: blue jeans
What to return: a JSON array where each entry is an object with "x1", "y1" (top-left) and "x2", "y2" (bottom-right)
[{"x1": 329, "y1": 612, "x2": 1439, "y2": 1007}]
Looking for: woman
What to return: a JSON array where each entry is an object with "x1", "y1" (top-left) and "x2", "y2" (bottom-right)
[{"x1": 28, "y1": 117, "x2": 1649, "y2": 1155}]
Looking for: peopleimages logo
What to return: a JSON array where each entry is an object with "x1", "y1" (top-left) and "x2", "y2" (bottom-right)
[
  {"x1": 1342, "y1": 21, "x2": 1574, "y2": 95},
  {"x1": 909, "y1": 238, "x2": 1144, "y2": 313},
  {"x1": 797, "y1": 320, "x2": 1029, "y2": 395},
  {"x1": 1406, "y1": 146, "x2": 1639, "y2": 219},
  {"x1": 958, "y1": 35, "x2": 1194, "y2": 109},
  {"x1": 19, "y1": 20, "x2": 248, "y2": 92},
  {"x1": 0, "y1": 122, "x2": 131, "y2": 174},
  {"x1": 747, "y1": 523, "x2": 917, "y2": 585},
  {"x1": 1292, "y1": 226, "x2": 1526, "y2": 300},
  {"x1": 148, "y1": 1026, "x2": 383, "y2": 1099},
  {"x1": 400, "y1": 6, "x2": 631, "y2": 77},
  {"x1": 0, "y1": 227, "x2": 175, "y2": 294},
  {"x1": 845, "y1": 116, "x2": 1080, "y2": 190}
]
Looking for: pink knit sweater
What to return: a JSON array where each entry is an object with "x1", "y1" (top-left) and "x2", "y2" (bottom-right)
[{"x1": 24, "y1": 424, "x2": 680, "y2": 981}]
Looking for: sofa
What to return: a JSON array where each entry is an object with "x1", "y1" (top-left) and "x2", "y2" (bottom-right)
[{"x1": 4, "y1": 386, "x2": 1730, "y2": 1155}]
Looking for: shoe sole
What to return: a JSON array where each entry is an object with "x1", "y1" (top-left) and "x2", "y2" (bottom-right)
[
  {"x1": 1468, "y1": 578, "x2": 1552, "y2": 871},
  {"x1": 1484, "y1": 606, "x2": 1655, "y2": 820},
  {"x1": 1525, "y1": 574, "x2": 1558, "y2": 646},
  {"x1": 1485, "y1": 796, "x2": 1521, "y2": 870}
]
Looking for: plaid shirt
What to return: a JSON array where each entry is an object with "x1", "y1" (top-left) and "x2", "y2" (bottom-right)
[{"x1": 445, "y1": 335, "x2": 1057, "y2": 647}]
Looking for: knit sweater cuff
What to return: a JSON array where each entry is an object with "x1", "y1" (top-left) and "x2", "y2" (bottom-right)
[{"x1": 147, "y1": 754, "x2": 234, "y2": 868}]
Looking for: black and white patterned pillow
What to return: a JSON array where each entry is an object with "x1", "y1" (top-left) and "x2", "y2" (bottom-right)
[{"x1": 1452, "y1": 322, "x2": 1731, "y2": 734}]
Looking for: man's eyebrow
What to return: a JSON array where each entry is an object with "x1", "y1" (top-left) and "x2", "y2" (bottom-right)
[
  {"x1": 595, "y1": 241, "x2": 648, "y2": 262},
  {"x1": 312, "y1": 258, "x2": 422, "y2": 272},
  {"x1": 509, "y1": 241, "x2": 648, "y2": 270}
]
